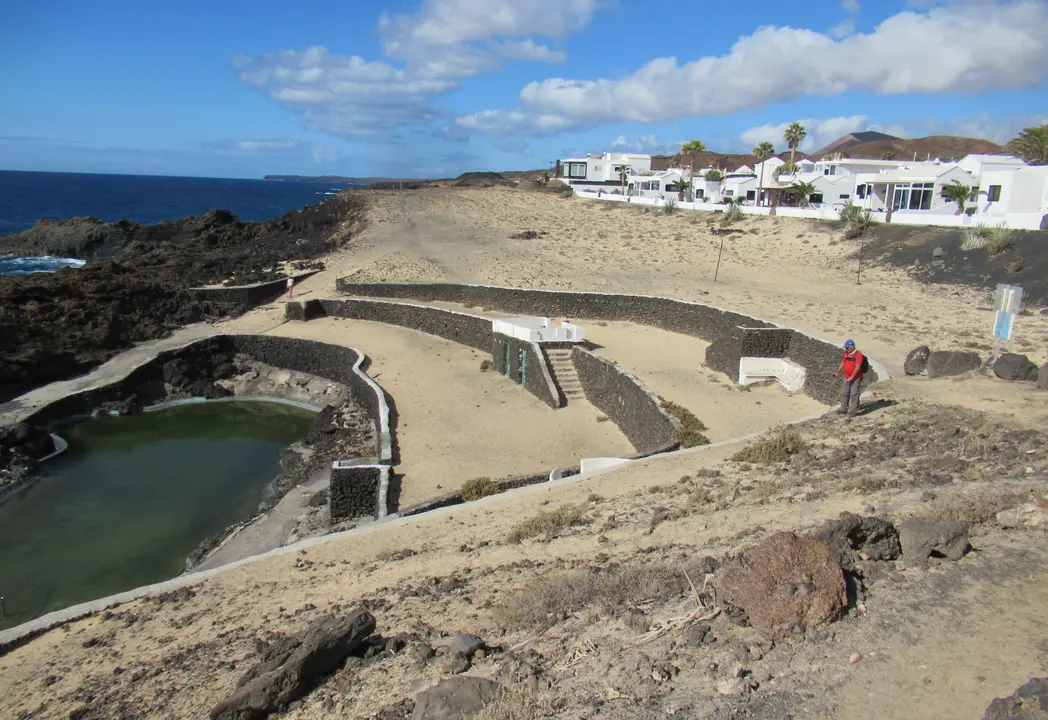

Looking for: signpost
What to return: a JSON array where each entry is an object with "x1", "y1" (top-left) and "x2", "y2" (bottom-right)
[{"x1": 992, "y1": 283, "x2": 1023, "y2": 353}]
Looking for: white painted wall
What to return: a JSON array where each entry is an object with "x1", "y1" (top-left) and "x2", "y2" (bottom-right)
[{"x1": 492, "y1": 317, "x2": 587, "y2": 343}]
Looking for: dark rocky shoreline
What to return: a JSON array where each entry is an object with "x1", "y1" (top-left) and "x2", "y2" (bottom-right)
[{"x1": 0, "y1": 193, "x2": 368, "y2": 405}]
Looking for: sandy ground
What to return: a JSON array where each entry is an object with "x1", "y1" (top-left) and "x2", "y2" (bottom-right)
[
  {"x1": 253, "y1": 317, "x2": 635, "y2": 507},
  {"x1": 3, "y1": 187, "x2": 1048, "y2": 720}
]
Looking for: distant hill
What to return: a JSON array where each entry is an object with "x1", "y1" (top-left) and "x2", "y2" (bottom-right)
[
  {"x1": 646, "y1": 134, "x2": 1009, "y2": 172},
  {"x1": 809, "y1": 135, "x2": 1004, "y2": 162},
  {"x1": 814, "y1": 131, "x2": 901, "y2": 156},
  {"x1": 263, "y1": 175, "x2": 390, "y2": 184}
]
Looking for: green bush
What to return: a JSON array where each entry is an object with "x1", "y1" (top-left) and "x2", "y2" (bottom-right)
[
  {"x1": 661, "y1": 400, "x2": 710, "y2": 447},
  {"x1": 730, "y1": 428, "x2": 808, "y2": 464},
  {"x1": 986, "y1": 225, "x2": 1017, "y2": 257}
]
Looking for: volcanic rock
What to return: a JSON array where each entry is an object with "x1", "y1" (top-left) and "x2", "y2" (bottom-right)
[
  {"x1": 926, "y1": 351, "x2": 982, "y2": 378},
  {"x1": 993, "y1": 353, "x2": 1040, "y2": 382},
  {"x1": 904, "y1": 346, "x2": 931, "y2": 375},
  {"x1": 898, "y1": 517, "x2": 970, "y2": 567},
  {"x1": 983, "y1": 677, "x2": 1048, "y2": 719},
  {"x1": 814, "y1": 513, "x2": 901, "y2": 571},
  {"x1": 210, "y1": 609, "x2": 375, "y2": 720},
  {"x1": 411, "y1": 676, "x2": 502, "y2": 720}
]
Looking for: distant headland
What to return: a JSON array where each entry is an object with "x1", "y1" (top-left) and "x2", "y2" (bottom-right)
[{"x1": 263, "y1": 175, "x2": 391, "y2": 184}]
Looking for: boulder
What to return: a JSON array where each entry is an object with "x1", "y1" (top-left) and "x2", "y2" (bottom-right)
[
  {"x1": 450, "y1": 634, "x2": 486, "y2": 659},
  {"x1": 993, "y1": 354, "x2": 1039, "y2": 382},
  {"x1": 210, "y1": 610, "x2": 376, "y2": 720},
  {"x1": 983, "y1": 677, "x2": 1048, "y2": 719},
  {"x1": 411, "y1": 676, "x2": 502, "y2": 720},
  {"x1": 1038, "y1": 364, "x2": 1048, "y2": 391},
  {"x1": 926, "y1": 351, "x2": 982, "y2": 378},
  {"x1": 813, "y1": 513, "x2": 901, "y2": 571},
  {"x1": 904, "y1": 346, "x2": 931, "y2": 376},
  {"x1": 898, "y1": 517, "x2": 969, "y2": 567},
  {"x1": 711, "y1": 532, "x2": 847, "y2": 641}
]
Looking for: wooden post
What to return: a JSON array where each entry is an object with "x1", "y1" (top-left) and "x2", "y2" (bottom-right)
[
  {"x1": 714, "y1": 234, "x2": 726, "y2": 282},
  {"x1": 857, "y1": 234, "x2": 864, "y2": 285}
]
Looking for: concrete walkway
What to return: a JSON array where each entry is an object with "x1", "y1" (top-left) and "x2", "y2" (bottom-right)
[
  {"x1": 191, "y1": 467, "x2": 332, "y2": 573},
  {"x1": 0, "y1": 323, "x2": 217, "y2": 426}
]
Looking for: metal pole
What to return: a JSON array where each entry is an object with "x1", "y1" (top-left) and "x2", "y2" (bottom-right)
[{"x1": 714, "y1": 235, "x2": 726, "y2": 282}]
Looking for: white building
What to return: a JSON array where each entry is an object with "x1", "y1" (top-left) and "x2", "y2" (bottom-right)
[
  {"x1": 630, "y1": 169, "x2": 687, "y2": 199},
  {"x1": 559, "y1": 152, "x2": 652, "y2": 188}
]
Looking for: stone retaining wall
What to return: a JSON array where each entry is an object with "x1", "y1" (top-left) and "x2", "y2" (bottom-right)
[
  {"x1": 191, "y1": 271, "x2": 318, "y2": 310},
  {"x1": 571, "y1": 347, "x2": 680, "y2": 456},
  {"x1": 288, "y1": 298, "x2": 493, "y2": 352},
  {"x1": 397, "y1": 465, "x2": 581, "y2": 517},
  {"x1": 330, "y1": 463, "x2": 389, "y2": 521},
  {"x1": 490, "y1": 335, "x2": 561, "y2": 408},
  {"x1": 334, "y1": 282, "x2": 880, "y2": 404}
]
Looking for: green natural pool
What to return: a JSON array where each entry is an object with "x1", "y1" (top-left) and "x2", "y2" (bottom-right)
[{"x1": 0, "y1": 401, "x2": 315, "y2": 630}]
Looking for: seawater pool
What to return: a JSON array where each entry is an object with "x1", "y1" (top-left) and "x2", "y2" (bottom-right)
[{"x1": 0, "y1": 401, "x2": 315, "y2": 630}]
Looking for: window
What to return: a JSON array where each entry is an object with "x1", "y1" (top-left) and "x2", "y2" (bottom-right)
[
  {"x1": 696, "y1": 188, "x2": 705, "y2": 198},
  {"x1": 823, "y1": 166, "x2": 836, "y2": 176},
  {"x1": 839, "y1": 194, "x2": 850, "y2": 200},
  {"x1": 892, "y1": 182, "x2": 933, "y2": 211},
  {"x1": 987, "y1": 185, "x2": 1002, "y2": 202},
  {"x1": 810, "y1": 193, "x2": 824, "y2": 204},
  {"x1": 856, "y1": 184, "x2": 867, "y2": 199},
  {"x1": 665, "y1": 183, "x2": 679, "y2": 192},
  {"x1": 746, "y1": 190, "x2": 756, "y2": 200},
  {"x1": 725, "y1": 189, "x2": 734, "y2": 196},
  {"x1": 567, "y1": 163, "x2": 587, "y2": 178}
]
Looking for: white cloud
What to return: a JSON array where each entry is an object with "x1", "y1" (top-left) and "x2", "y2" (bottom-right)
[
  {"x1": 841, "y1": 0, "x2": 861, "y2": 11},
  {"x1": 889, "y1": 113, "x2": 1048, "y2": 144},
  {"x1": 234, "y1": 0, "x2": 599, "y2": 139},
  {"x1": 829, "y1": 18, "x2": 856, "y2": 37},
  {"x1": 739, "y1": 116, "x2": 869, "y2": 153},
  {"x1": 233, "y1": 140, "x2": 302, "y2": 151},
  {"x1": 610, "y1": 134, "x2": 678, "y2": 155},
  {"x1": 461, "y1": 1, "x2": 1048, "y2": 137}
]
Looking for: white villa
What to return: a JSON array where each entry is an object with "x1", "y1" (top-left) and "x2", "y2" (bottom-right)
[{"x1": 561, "y1": 149, "x2": 1048, "y2": 229}]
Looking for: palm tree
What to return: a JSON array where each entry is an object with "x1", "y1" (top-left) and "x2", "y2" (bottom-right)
[
  {"x1": 753, "y1": 141, "x2": 775, "y2": 207},
  {"x1": 784, "y1": 122, "x2": 806, "y2": 167},
  {"x1": 677, "y1": 175, "x2": 692, "y2": 202},
  {"x1": 681, "y1": 140, "x2": 705, "y2": 196},
  {"x1": 1005, "y1": 124, "x2": 1048, "y2": 165},
  {"x1": 619, "y1": 164, "x2": 631, "y2": 195},
  {"x1": 788, "y1": 180, "x2": 816, "y2": 207},
  {"x1": 880, "y1": 150, "x2": 896, "y2": 160},
  {"x1": 940, "y1": 180, "x2": 973, "y2": 215}
]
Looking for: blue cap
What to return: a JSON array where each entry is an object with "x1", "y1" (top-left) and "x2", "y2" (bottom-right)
[{"x1": 844, "y1": 339, "x2": 855, "y2": 348}]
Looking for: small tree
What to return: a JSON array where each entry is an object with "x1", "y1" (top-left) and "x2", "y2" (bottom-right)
[
  {"x1": 541, "y1": 171, "x2": 551, "y2": 186},
  {"x1": 677, "y1": 176, "x2": 692, "y2": 202},
  {"x1": 618, "y1": 165, "x2": 631, "y2": 195},
  {"x1": 787, "y1": 180, "x2": 815, "y2": 207},
  {"x1": 681, "y1": 140, "x2": 706, "y2": 191},
  {"x1": 784, "y1": 122, "x2": 806, "y2": 167},
  {"x1": 773, "y1": 162, "x2": 799, "y2": 180},
  {"x1": 881, "y1": 150, "x2": 896, "y2": 160},
  {"x1": 1005, "y1": 124, "x2": 1048, "y2": 165},
  {"x1": 705, "y1": 169, "x2": 723, "y2": 181},
  {"x1": 940, "y1": 180, "x2": 973, "y2": 215},
  {"x1": 753, "y1": 141, "x2": 775, "y2": 207}
]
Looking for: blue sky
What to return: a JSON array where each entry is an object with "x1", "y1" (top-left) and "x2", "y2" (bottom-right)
[{"x1": 1, "y1": 0, "x2": 1046, "y2": 179}]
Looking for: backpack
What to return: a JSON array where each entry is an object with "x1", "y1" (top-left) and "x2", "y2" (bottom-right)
[{"x1": 859, "y1": 353, "x2": 871, "y2": 376}]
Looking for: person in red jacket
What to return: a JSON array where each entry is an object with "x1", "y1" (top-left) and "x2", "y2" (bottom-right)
[{"x1": 833, "y1": 339, "x2": 864, "y2": 416}]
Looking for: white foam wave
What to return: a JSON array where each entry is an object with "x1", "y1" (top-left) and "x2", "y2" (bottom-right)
[{"x1": 0, "y1": 255, "x2": 87, "y2": 276}]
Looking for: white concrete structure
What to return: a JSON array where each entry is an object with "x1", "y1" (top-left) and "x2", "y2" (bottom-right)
[
  {"x1": 493, "y1": 317, "x2": 587, "y2": 343},
  {"x1": 630, "y1": 169, "x2": 687, "y2": 199},
  {"x1": 738, "y1": 357, "x2": 807, "y2": 394},
  {"x1": 580, "y1": 457, "x2": 631, "y2": 473},
  {"x1": 560, "y1": 152, "x2": 652, "y2": 187}
]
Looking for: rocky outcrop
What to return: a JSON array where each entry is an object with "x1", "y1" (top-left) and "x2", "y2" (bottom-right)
[
  {"x1": 983, "y1": 677, "x2": 1048, "y2": 719},
  {"x1": 210, "y1": 609, "x2": 376, "y2": 720},
  {"x1": 712, "y1": 532, "x2": 847, "y2": 640},
  {"x1": 0, "y1": 194, "x2": 367, "y2": 403},
  {"x1": 0, "y1": 422, "x2": 55, "y2": 496}
]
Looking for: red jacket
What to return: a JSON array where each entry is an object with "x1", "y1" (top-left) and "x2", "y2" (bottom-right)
[{"x1": 842, "y1": 350, "x2": 865, "y2": 381}]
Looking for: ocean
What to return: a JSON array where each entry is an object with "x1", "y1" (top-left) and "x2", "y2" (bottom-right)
[{"x1": 0, "y1": 170, "x2": 355, "y2": 276}]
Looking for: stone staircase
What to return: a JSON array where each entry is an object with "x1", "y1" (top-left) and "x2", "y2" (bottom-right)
[{"x1": 545, "y1": 348, "x2": 585, "y2": 403}]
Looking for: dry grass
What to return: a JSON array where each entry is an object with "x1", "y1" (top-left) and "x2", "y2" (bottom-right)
[
  {"x1": 927, "y1": 488, "x2": 1022, "y2": 528},
  {"x1": 730, "y1": 428, "x2": 808, "y2": 464},
  {"x1": 461, "y1": 476, "x2": 500, "y2": 501},
  {"x1": 480, "y1": 359, "x2": 494, "y2": 372},
  {"x1": 494, "y1": 561, "x2": 707, "y2": 630},
  {"x1": 477, "y1": 682, "x2": 555, "y2": 720},
  {"x1": 506, "y1": 504, "x2": 589, "y2": 544}
]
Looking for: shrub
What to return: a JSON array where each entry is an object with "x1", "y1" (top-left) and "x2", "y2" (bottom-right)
[
  {"x1": 479, "y1": 359, "x2": 494, "y2": 372},
  {"x1": 839, "y1": 202, "x2": 862, "y2": 227},
  {"x1": 661, "y1": 400, "x2": 711, "y2": 447},
  {"x1": 507, "y1": 504, "x2": 588, "y2": 543},
  {"x1": 662, "y1": 196, "x2": 679, "y2": 214},
  {"x1": 705, "y1": 169, "x2": 723, "y2": 181},
  {"x1": 927, "y1": 488, "x2": 1020, "y2": 527},
  {"x1": 730, "y1": 428, "x2": 808, "y2": 464},
  {"x1": 986, "y1": 224, "x2": 1017, "y2": 257},
  {"x1": 960, "y1": 224, "x2": 992, "y2": 251},
  {"x1": 725, "y1": 200, "x2": 744, "y2": 224},
  {"x1": 461, "y1": 476, "x2": 500, "y2": 501}
]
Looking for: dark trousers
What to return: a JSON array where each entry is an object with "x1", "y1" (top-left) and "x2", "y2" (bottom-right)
[{"x1": 839, "y1": 378, "x2": 861, "y2": 415}]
